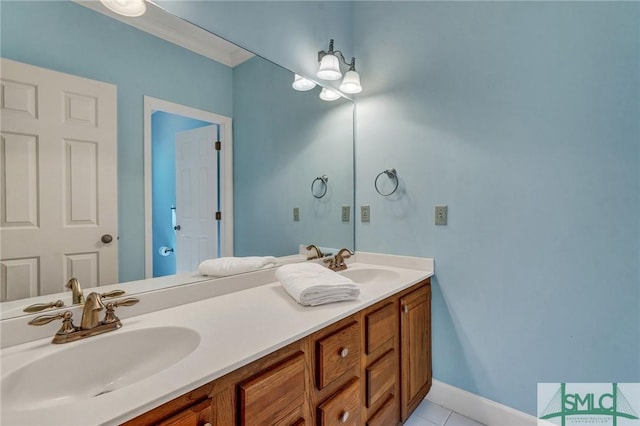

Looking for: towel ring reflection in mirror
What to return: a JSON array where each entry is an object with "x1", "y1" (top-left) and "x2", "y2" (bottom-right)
[
  {"x1": 311, "y1": 175, "x2": 329, "y2": 198},
  {"x1": 375, "y1": 168, "x2": 399, "y2": 196}
]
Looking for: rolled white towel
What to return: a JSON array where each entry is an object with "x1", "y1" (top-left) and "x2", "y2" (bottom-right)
[
  {"x1": 276, "y1": 263, "x2": 359, "y2": 306},
  {"x1": 198, "y1": 256, "x2": 278, "y2": 277}
]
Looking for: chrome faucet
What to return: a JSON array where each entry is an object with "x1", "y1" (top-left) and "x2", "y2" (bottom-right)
[
  {"x1": 305, "y1": 244, "x2": 324, "y2": 260},
  {"x1": 65, "y1": 277, "x2": 84, "y2": 305},
  {"x1": 324, "y1": 248, "x2": 354, "y2": 271},
  {"x1": 28, "y1": 292, "x2": 139, "y2": 344}
]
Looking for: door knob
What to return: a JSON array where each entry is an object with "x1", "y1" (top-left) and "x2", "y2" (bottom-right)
[
  {"x1": 101, "y1": 234, "x2": 113, "y2": 244},
  {"x1": 174, "y1": 225, "x2": 181, "y2": 231}
]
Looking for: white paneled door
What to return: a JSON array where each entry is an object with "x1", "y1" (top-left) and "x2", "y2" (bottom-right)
[
  {"x1": 0, "y1": 58, "x2": 117, "y2": 301},
  {"x1": 175, "y1": 125, "x2": 218, "y2": 273}
]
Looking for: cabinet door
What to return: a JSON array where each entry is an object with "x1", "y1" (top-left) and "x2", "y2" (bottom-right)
[{"x1": 399, "y1": 283, "x2": 432, "y2": 421}]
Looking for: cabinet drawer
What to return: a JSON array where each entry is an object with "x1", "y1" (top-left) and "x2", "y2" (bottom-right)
[
  {"x1": 273, "y1": 405, "x2": 305, "y2": 426},
  {"x1": 238, "y1": 352, "x2": 305, "y2": 425},
  {"x1": 366, "y1": 395, "x2": 397, "y2": 426},
  {"x1": 156, "y1": 398, "x2": 212, "y2": 426},
  {"x1": 316, "y1": 322, "x2": 360, "y2": 389},
  {"x1": 366, "y1": 349, "x2": 396, "y2": 408},
  {"x1": 317, "y1": 378, "x2": 361, "y2": 426},
  {"x1": 365, "y1": 302, "x2": 395, "y2": 355}
]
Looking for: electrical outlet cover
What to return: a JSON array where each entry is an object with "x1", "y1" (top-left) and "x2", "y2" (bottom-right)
[
  {"x1": 341, "y1": 205, "x2": 351, "y2": 222},
  {"x1": 435, "y1": 205, "x2": 448, "y2": 225},
  {"x1": 361, "y1": 205, "x2": 370, "y2": 222}
]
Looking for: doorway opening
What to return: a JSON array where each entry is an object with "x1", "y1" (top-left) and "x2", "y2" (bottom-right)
[{"x1": 144, "y1": 97, "x2": 233, "y2": 278}]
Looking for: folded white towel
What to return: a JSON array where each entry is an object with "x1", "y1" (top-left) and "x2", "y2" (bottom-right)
[
  {"x1": 276, "y1": 263, "x2": 359, "y2": 306},
  {"x1": 198, "y1": 256, "x2": 279, "y2": 277}
]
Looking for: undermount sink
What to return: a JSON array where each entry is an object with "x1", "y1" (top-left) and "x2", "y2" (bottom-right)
[
  {"x1": 340, "y1": 267, "x2": 400, "y2": 284},
  {"x1": 1, "y1": 326, "x2": 200, "y2": 411}
]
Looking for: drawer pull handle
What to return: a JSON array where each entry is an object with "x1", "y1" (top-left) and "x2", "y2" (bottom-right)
[
  {"x1": 339, "y1": 347, "x2": 349, "y2": 358},
  {"x1": 402, "y1": 304, "x2": 409, "y2": 314},
  {"x1": 203, "y1": 423, "x2": 212, "y2": 426},
  {"x1": 340, "y1": 411, "x2": 350, "y2": 423}
]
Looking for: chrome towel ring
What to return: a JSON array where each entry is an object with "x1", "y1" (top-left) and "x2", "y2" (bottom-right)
[
  {"x1": 311, "y1": 175, "x2": 329, "y2": 198},
  {"x1": 375, "y1": 168, "x2": 398, "y2": 196}
]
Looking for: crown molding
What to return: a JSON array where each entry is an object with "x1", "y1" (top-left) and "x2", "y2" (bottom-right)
[{"x1": 75, "y1": 1, "x2": 254, "y2": 68}]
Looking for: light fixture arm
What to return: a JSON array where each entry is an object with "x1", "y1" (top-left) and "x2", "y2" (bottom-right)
[{"x1": 318, "y1": 39, "x2": 356, "y2": 70}]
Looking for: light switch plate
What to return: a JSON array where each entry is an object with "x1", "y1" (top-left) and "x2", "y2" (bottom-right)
[
  {"x1": 361, "y1": 205, "x2": 370, "y2": 222},
  {"x1": 341, "y1": 205, "x2": 351, "y2": 222},
  {"x1": 435, "y1": 205, "x2": 448, "y2": 225},
  {"x1": 293, "y1": 207, "x2": 300, "y2": 221}
]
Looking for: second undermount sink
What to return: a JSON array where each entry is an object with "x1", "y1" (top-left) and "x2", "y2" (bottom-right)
[
  {"x1": 1, "y1": 326, "x2": 200, "y2": 411},
  {"x1": 340, "y1": 267, "x2": 401, "y2": 284}
]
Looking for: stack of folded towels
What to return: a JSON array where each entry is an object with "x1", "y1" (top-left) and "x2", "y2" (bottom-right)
[
  {"x1": 198, "y1": 256, "x2": 279, "y2": 277},
  {"x1": 276, "y1": 263, "x2": 360, "y2": 306}
]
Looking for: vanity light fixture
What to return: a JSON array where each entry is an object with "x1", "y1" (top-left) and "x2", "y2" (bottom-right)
[
  {"x1": 100, "y1": 0, "x2": 147, "y2": 17},
  {"x1": 292, "y1": 74, "x2": 317, "y2": 91},
  {"x1": 319, "y1": 87, "x2": 341, "y2": 102},
  {"x1": 317, "y1": 39, "x2": 363, "y2": 94}
]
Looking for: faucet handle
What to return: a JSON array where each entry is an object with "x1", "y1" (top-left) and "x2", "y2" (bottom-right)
[
  {"x1": 100, "y1": 290, "x2": 125, "y2": 299},
  {"x1": 337, "y1": 248, "x2": 354, "y2": 259},
  {"x1": 113, "y1": 297, "x2": 139, "y2": 307},
  {"x1": 103, "y1": 298, "x2": 140, "y2": 324},
  {"x1": 335, "y1": 248, "x2": 354, "y2": 265},
  {"x1": 28, "y1": 310, "x2": 77, "y2": 334},
  {"x1": 23, "y1": 299, "x2": 65, "y2": 313}
]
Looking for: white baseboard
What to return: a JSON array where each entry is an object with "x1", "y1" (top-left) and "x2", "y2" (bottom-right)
[{"x1": 426, "y1": 379, "x2": 537, "y2": 426}]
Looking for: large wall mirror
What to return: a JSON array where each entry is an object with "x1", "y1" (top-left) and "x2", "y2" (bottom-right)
[{"x1": 0, "y1": 0, "x2": 354, "y2": 318}]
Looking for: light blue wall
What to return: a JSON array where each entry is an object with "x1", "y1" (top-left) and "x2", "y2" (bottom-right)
[
  {"x1": 0, "y1": 1, "x2": 233, "y2": 283},
  {"x1": 233, "y1": 56, "x2": 354, "y2": 256},
  {"x1": 353, "y1": 1, "x2": 640, "y2": 415},
  {"x1": 151, "y1": 112, "x2": 213, "y2": 277}
]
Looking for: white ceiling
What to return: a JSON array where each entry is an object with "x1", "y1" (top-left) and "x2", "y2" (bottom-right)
[{"x1": 75, "y1": 0, "x2": 254, "y2": 68}]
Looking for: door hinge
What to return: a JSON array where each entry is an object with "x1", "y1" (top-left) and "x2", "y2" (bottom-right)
[
  {"x1": 214, "y1": 141, "x2": 221, "y2": 151},
  {"x1": 215, "y1": 211, "x2": 222, "y2": 221}
]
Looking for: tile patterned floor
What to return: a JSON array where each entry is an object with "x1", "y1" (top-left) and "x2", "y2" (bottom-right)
[{"x1": 405, "y1": 399, "x2": 486, "y2": 426}]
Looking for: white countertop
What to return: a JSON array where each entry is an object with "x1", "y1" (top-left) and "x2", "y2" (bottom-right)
[{"x1": 0, "y1": 253, "x2": 433, "y2": 426}]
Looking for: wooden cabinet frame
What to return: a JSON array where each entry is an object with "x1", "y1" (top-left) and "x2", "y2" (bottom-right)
[{"x1": 122, "y1": 279, "x2": 431, "y2": 426}]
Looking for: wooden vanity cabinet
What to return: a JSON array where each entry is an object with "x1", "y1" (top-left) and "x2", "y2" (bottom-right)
[
  {"x1": 121, "y1": 279, "x2": 431, "y2": 426},
  {"x1": 399, "y1": 283, "x2": 432, "y2": 422}
]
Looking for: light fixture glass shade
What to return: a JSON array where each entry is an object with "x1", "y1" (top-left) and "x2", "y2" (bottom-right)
[
  {"x1": 100, "y1": 0, "x2": 146, "y2": 17},
  {"x1": 291, "y1": 74, "x2": 317, "y2": 91},
  {"x1": 317, "y1": 54, "x2": 342, "y2": 81},
  {"x1": 319, "y1": 88, "x2": 341, "y2": 102},
  {"x1": 339, "y1": 70, "x2": 363, "y2": 94}
]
